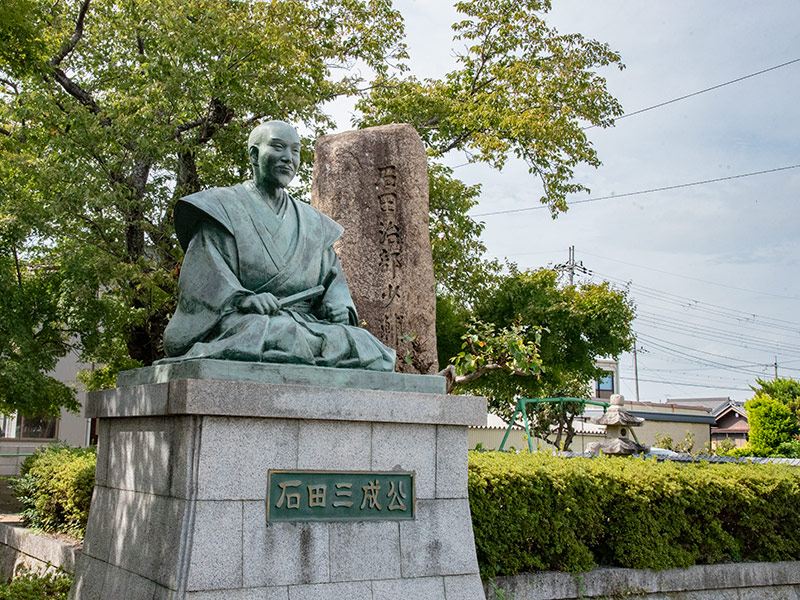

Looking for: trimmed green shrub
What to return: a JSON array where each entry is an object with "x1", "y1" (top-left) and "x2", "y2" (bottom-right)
[
  {"x1": 9, "y1": 444, "x2": 97, "y2": 539},
  {"x1": 0, "y1": 569, "x2": 72, "y2": 600},
  {"x1": 468, "y1": 451, "x2": 800, "y2": 579},
  {"x1": 746, "y1": 393, "x2": 799, "y2": 455}
]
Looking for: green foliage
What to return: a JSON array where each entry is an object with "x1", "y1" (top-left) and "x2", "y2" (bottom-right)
[
  {"x1": 468, "y1": 451, "x2": 800, "y2": 579},
  {"x1": 458, "y1": 268, "x2": 634, "y2": 418},
  {"x1": 774, "y1": 439, "x2": 800, "y2": 459},
  {"x1": 0, "y1": 569, "x2": 71, "y2": 600},
  {"x1": 0, "y1": 0, "x2": 47, "y2": 78},
  {"x1": 745, "y1": 393, "x2": 799, "y2": 455},
  {"x1": 0, "y1": 248, "x2": 78, "y2": 416},
  {"x1": 356, "y1": 0, "x2": 624, "y2": 215},
  {"x1": 428, "y1": 163, "x2": 500, "y2": 304},
  {"x1": 751, "y1": 377, "x2": 800, "y2": 421},
  {"x1": 653, "y1": 433, "x2": 674, "y2": 451},
  {"x1": 10, "y1": 444, "x2": 97, "y2": 539},
  {"x1": 452, "y1": 318, "x2": 543, "y2": 379},
  {"x1": 1, "y1": 0, "x2": 407, "y2": 389}
]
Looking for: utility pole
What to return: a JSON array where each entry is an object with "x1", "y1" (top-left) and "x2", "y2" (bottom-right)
[
  {"x1": 633, "y1": 337, "x2": 641, "y2": 402},
  {"x1": 557, "y1": 246, "x2": 591, "y2": 285},
  {"x1": 775, "y1": 356, "x2": 778, "y2": 379},
  {"x1": 568, "y1": 245, "x2": 575, "y2": 285}
]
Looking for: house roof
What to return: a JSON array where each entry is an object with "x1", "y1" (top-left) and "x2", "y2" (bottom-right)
[
  {"x1": 712, "y1": 401, "x2": 747, "y2": 419},
  {"x1": 661, "y1": 397, "x2": 734, "y2": 413}
]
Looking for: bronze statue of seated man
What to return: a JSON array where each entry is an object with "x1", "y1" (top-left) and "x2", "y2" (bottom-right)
[{"x1": 160, "y1": 121, "x2": 396, "y2": 371}]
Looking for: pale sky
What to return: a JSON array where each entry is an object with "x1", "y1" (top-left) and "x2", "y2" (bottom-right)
[{"x1": 330, "y1": 1, "x2": 800, "y2": 404}]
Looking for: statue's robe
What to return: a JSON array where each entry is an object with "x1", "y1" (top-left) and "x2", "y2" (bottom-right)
[{"x1": 161, "y1": 182, "x2": 396, "y2": 371}]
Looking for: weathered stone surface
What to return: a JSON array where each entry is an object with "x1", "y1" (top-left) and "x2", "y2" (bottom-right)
[
  {"x1": 399, "y1": 499, "x2": 480, "y2": 578},
  {"x1": 297, "y1": 420, "x2": 372, "y2": 471},
  {"x1": 186, "y1": 501, "x2": 243, "y2": 590},
  {"x1": 371, "y1": 422, "x2": 436, "y2": 499},
  {"x1": 372, "y1": 576, "x2": 446, "y2": 599},
  {"x1": 484, "y1": 562, "x2": 800, "y2": 599},
  {"x1": 72, "y1": 379, "x2": 487, "y2": 600},
  {"x1": 435, "y1": 425, "x2": 469, "y2": 499},
  {"x1": 186, "y1": 589, "x2": 288, "y2": 600},
  {"x1": 444, "y1": 574, "x2": 488, "y2": 600},
  {"x1": 311, "y1": 124, "x2": 438, "y2": 375},
  {"x1": 197, "y1": 417, "x2": 298, "y2": 500},
  {"x1": 243, "y1": 503, "x2": 330, "y2": 587},
  {"x1": 287, "y1": 581, "x2": 372, "y2": 600},
  {"x1": 328, "y1": 521, "x2": 401, "y2": 582},
  {"x1": 0, "y1": 519, "x2": 81, "y2": 577},
  {"x1": 86, "y1": 375, "x2": 486, "y2": 428}
]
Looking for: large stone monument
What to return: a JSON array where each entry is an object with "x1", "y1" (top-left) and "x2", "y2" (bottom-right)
[
  {"x1": 311, "y1": 124, "x2": 438, "y2": 375},
  {"x1": 69, "y1": 122, "x2": 486, "y2": 600}
]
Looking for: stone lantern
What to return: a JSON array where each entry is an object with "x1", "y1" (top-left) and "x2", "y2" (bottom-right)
[{"x1": 586, "y1": 394, "x2": 648, "y2": 455}]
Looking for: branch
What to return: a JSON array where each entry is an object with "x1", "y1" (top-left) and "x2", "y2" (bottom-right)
[
  {"x1": 438, "y1": 363, "x2": 533, "y2": 394},
  {"x1": 50, "y1": 0, "x2": 92, "y2": 67},
  {"x1": 12, "y1": 247, "x2": 23, "y2": 288},
  {"x1": 75, "y1": 214, "x2": 123, "y2": 259},
  {"x1": 52, "y1": 68, "x2": 110, "y2": 126},
  {"x1": 1, "y1": 77, "x2": 19, "y2": 94},
  {"x1": 174, "y1": 116, "x2": 206, "y2": 138}
]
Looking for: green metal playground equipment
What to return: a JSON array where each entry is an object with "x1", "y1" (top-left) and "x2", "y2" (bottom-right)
[{"x1": 498, "y1": 397, "x2": 610, "y2": 452}]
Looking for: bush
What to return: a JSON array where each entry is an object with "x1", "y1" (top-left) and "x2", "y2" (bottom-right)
[
  {"x1": 0, "y1": 569, "x2": 72, "y2": 600},
  {"x1": 9, "y1": 444, "x2": 97, "y2": 539},
  {"x1": 468, "y1": 451, "x2": 800, "y2": 579},
  {"x1": 745, "y1": 393, "x2": 799, "y2": 454},
  {"x1": 775, "y1": 438, "x2": 800, "y2": 458}
]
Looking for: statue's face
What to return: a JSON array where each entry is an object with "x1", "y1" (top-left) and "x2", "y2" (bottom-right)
[{"x1": 251, "y1": 123, "x2": 301, "y2": 189}]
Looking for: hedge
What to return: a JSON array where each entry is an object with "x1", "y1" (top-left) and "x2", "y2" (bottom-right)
[
  {"x1": 0, "y1": 570, "x2": 71, "y2": 600},
  {"x1": 9, "y1": 444, "x2": 97, "y2": 540},
  {"x1": 468, "y1": 451, "x2": 800, "y2": 579}
]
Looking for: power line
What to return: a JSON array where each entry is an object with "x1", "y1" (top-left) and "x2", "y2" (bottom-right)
[
  {"x1": 591, "y1": 269, "x2": 800, "y2": 331},
  {"x1": 635, "y1": 333, "x2": 772, "y2": 377},
  {"x1": 472, "y1": 164, "x2": 800, "y2": 217},
  {"x1": 635, "y1": 330, "x2": 798, "y2": 369},
  {"x1": 580, "y1": 250, "x2": 800, "y2": 301},
  {"x1": 583, "y1": 58, "x2": 800, "y2": 130},
  {"x1": 620, "y1": 376, "x2": 751, "y2": 392}
]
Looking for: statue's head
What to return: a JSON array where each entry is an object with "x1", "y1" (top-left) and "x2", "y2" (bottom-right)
[{"x1": 248, "y1": 121, "x2": 301, "y2": 191}]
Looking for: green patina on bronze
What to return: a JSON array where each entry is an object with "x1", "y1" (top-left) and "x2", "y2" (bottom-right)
[
  {"x1": 159, "y1": 121, "x2": 395, "y2": 371},
  {"x1": 267, "y1": 470, "x2": 414, "y2": 522}
]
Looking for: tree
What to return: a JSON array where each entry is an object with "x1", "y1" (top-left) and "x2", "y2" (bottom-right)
[
  {"x1": 738, "y1": 378, "x2": 800, "y2": 457},
  {"x1": 356, "y1": 0, "x2": 628, "y2": 426},
  {"x1": 2, "y1": 0, "x2": 625, "y2": 416},
  {"x1": 0, "y1": 246, "x2": 78, "y2": 416},
  {"x1": 445, "y1": 267, "x2": 635, "y2": 423},
  {"x1": 356, "y1": 0, "x2": 624, "y2": 217},
  {"x1": 745, "y1": 393, "x2": 799, "y2": 456},
  {"x1": 750, "y1": 377, "x2": 800, "y2": 420},
  {"x1": 1, "y1": 0, "x2": 406, "y2": 404}
]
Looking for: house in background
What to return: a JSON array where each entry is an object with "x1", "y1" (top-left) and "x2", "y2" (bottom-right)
[
  {"x1": 594, "y1": 359, "x2": 620, "y2": 400},
  {"x1": 579, "y1": 399, "x2": 716, "y2": 449},
  {"x1": 662, "y1": 397, "x2": 749, "y2": 448},
  {"x1": 711, "y1": 400, "x2": 749, "y2": 447},
  {"x1": 0, "y1": 350, "x2": 91, "y2": 481},
  {"x1": 468, "y1": 413, "x2": 606, "y2": 453}
]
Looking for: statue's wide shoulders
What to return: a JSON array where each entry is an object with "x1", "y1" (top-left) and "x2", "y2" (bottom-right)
[
  {"x1": 174, "y1": 185, "x2": 245, "y2": 250},
  {"x1": 293, "y1": 196, "x2": 344, "y2": 246}
]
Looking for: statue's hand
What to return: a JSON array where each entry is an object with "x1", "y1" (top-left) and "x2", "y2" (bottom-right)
[
  {"x1": 239, "y1": 292, "x2": 280, "y2": 315},
  {"x1": 322, "y1": 303, "x2": 349, "y2": 324}
]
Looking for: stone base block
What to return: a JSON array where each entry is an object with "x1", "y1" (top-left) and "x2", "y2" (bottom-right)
[{"x1": 70, "y1": 364, "x2": 486, "y2": 599}]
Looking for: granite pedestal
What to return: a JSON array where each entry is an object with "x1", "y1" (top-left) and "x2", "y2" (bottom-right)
[{"x1": 69, "y1": 360, "x2": 487, "y2": 599}]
